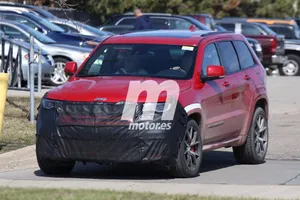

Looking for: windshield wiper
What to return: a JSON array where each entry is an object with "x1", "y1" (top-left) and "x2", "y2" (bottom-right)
[{"x1": 76, "y1": 74, "x2": 101, "y2": 77}]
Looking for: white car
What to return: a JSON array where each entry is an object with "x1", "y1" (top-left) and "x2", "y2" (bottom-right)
[
  {"x1": 0, "y1": 21, "x2": 94, "y2": 85},
  {"x1": 0, "y1": 30, "x2": 54, "y2": 87}
]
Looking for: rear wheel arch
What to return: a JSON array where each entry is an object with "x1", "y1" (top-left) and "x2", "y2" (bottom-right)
[{"x1": 254, "y1": 98, "x2": 268, "y2": 118}]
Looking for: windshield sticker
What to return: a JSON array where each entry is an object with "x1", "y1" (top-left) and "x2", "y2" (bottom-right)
[{"x1": 182, "y1": 46, "x2": 194, "y2": 51}]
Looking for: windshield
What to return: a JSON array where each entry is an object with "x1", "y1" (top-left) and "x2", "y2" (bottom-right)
[
  {"x1": 19, "y1": 24, "x2": 56, "y2": 44},
  {"x1": 77, "y1": 44, "x2": 197, "y2": 79},
  {"x1": 28, "y1": 13, "x2": 65, "y2": 32},
  {"x1": 33, "y1": 7, "x2": 57, "y2": 19}
]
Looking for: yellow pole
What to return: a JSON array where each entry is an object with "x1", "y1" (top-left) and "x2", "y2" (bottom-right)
[{"x1": 0, "y1": 73, "x2": 9, "y2": 136}]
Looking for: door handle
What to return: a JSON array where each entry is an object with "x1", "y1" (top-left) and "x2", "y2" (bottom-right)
[
  {"x1": 223, "y1": 81, "x2": 230, "y2": 87},
  {"x1": 244, "y1": 75, "x2": 251, "y2": 80}
]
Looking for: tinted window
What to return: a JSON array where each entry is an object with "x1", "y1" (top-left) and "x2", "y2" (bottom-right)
[
  {"x1": 117, "y1": 18, "x2": 136, "y2": 25},
  {"x1": 217, "y1": 41, "x2": 240, "y2": 74},
  {"x1": 219, "y1": 23, "x2": 235, "y2": 32},
  {"x1": 269, "y1": 26, "x2": 295, "y2": 39},
  {"x1": 151, "y1": 18, "x2": 169, "y2": 29},
  {"x1": 3, "y1": 14, "x2": 38, "y2": 30},
  {"x1": 242, "y1": 24, "x2": 262, "y2": 35},
  {"x1": 233, "y1": 41, "x2": 255, "y2": 69},
  {"x1": 77, "y1": 44, "x2": 197, "y2": 79},
  {"x1": 1, "y1": 25, "x2": 29, "y2": 42},
  {"x1": 19, "y1": 24, "x2": 56, "y2": 44},
  {"x1": 202, "y1": 43, "x2": 221, "y2": 76},
  {"x1": 169, "y1": 18, "x2": 193, "y2": 29}
]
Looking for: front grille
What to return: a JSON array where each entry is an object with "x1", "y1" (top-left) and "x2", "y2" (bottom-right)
[{"x1": 56, "y1": 101, "x2": 142, "y2": 126}]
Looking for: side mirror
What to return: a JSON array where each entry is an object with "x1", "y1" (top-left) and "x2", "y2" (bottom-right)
[
  {"x1": 202, "y1": 65, "x2": 226, "y2": 81},
  {"x1": 65, "y1": 61, "x2": 77, "y2": 76},
  {"x1": 35, "y1": 27, "x2": 44, "y2": 33}
]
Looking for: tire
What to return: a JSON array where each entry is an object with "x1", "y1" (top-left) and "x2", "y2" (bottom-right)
[
  {"x1": 233, "y1": 107, "x2": 269, "y2": 164},
  {"x1": 169, "y1": 119, "x2": 203, "y2": 178},
  {"x1": 36, "y1": 150, "x2": 75, "y2": 176},
  {"x1": 279, "y1": 54, "x2": 300, "y2": 76},
  {"x1": 50, "y1": 57, "x2": 70, "y2": 86}
]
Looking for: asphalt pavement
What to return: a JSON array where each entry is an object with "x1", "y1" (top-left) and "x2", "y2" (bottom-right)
[{"x1": 1, "y1": 76, "x2": 300, "y2": 199}]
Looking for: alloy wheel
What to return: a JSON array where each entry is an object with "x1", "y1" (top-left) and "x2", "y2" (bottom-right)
[
  {"x1": 184, "y1": 125, "x2": 201, "y2": 170},
  {"x1": 282, "y1": 60, "x2": 299, "y2": 76},
  {"x1": 254, "y1": 115, "x2": 268, "y2": 157},
  {"x1": 51, "y1": 62, "x2": 69, "y2": 85}
]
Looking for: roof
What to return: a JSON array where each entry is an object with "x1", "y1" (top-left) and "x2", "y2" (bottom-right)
[
  {"x1": 102, "y1": 30, "x2": 235, "y2": 45},
  {"x1": 246, "y1": 18, "x2": 296, "y2": 25},
  {"x1": 215, "y1": 19, "x2": 263, "y2": 26}
]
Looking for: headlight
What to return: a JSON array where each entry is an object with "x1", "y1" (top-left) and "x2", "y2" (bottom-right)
[
  {"x1": 143, "y1": 103, "x2": 172, "y2": 113},
  {"x1": 24, "y1": 53, "x2": 38, "y2": 61},
  {"x1": 138, "y1": 103, "x2": 173, "y2": 121},
  {"x1": 42, "y1": 98, "x2": 62, "y2": 109}
]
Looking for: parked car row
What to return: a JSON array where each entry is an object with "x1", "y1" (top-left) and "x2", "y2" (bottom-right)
[
  {"x1": 1, "y1": 2, "x2": 300, "y2": 77},
  {"x1": 0, "y1": 2, "x2": 116, "y2": 86}
]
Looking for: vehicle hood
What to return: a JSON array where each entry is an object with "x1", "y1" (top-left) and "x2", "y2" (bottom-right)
[
  {"x1": 46, "y1": 77, "x2": 191, "y2": 103},
  {"x1": 10, "y1": 40, "x2": 48, "y2": 55},
  {"x1": 60, "y1": 32, "x2": 107, "y2": 42},
  {"x1": 47, "y1": 43, "x2": 93, "y2": 53}
]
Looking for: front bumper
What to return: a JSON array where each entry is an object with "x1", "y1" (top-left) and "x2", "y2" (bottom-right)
[
  {"x1": 36, "y1": 100, "x2": 188, "y2": 163},
  {"x1": 272, "y1": 55, "x2": 287, "y2": 64},
  {"x1": 22, "y1": 62, "x2": 54, "y2": 82}
]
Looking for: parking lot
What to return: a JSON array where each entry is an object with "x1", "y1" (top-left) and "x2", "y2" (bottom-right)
[{"x1": 0, "y1": 76, "x2": 299, "y2": 192}]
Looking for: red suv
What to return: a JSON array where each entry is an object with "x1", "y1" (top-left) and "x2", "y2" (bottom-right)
[{"x1": 36, "y1": 30, "x2": 269, "y2": 178}]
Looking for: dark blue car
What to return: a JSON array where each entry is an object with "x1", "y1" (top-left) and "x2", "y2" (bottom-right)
[{"x1": 0, "y1": 11, "x2": 107, "y2": 48}]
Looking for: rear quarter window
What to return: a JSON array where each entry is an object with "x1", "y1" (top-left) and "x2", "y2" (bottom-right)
[{"x1": 233, "y1": 41, "x2": 256, "y2": 69}]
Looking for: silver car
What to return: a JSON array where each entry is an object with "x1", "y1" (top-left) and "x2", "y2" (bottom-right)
[
  {"x1": 50, "y1": 18, "x2": 114, "y2": 37},
  {"x1": 0, "y1": 20, "x2": 94, "y2": 85},
  {"x1": 0, "y1": 30, "x2": 54, "y2": 87}
]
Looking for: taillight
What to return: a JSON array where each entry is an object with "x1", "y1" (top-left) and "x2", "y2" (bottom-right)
[{"x1": 271, "y1": 38, "x2": 277, "y2": 53}]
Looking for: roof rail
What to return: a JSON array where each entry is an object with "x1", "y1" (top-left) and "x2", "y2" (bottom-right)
[{"x1": 201, "y1": 31, "x2": 233, "y2": 37}]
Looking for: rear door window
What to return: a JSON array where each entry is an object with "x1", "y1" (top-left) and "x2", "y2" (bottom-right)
[
  {"x1": 241, "y1": 24, "x2": 262, "y2": 35},
  {"x1": 217, "y1": 41, "x2": 240, "y2": 74},
  {"x1": 117, "y1": 18, "x2": 136, "y2": 25},
  {"x1": 233, "y1": 41, "x2": 255, "y2": 69},
  {"x1": 169, "y1": 18, "x2": 192, "y2": 29},
  {"x1": 202, "y1": 43, "x2": 221, "y2": 76},
  {"x1": 151, "y1": 18, "x2": 169, "y2": 29},
  {"x1": 1, "y1": 25, "x2": 29, "y2": 42}
]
